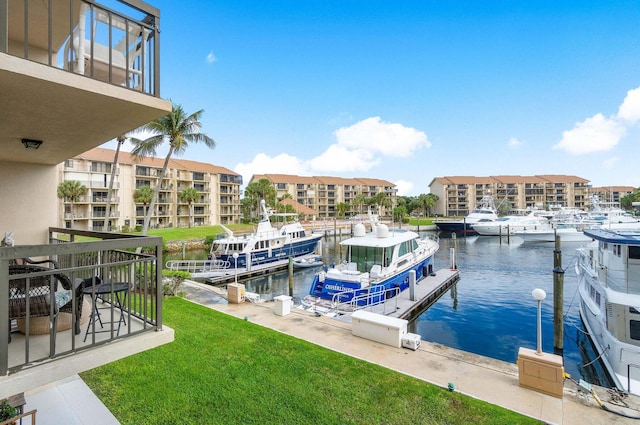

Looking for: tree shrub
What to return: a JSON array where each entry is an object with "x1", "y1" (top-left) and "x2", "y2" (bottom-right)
[{"x1": 162, "y1": 269, "x2": 191, "y2": 297}]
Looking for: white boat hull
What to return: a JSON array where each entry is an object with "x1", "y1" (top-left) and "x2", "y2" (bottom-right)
[{"x1": 515, "y1": 228, "x2": 592, "y2": 243}]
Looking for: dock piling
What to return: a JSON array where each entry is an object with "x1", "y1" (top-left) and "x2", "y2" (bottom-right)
[
  {"x1": 288, "y1": 257, "x2": 294, "y2": 297},
  {"x1": 553, "y1": 235, "x2": 564, "y2": 351},
  {"x1": 409, "y1": 270, "x2": 416, "y2": 301}
]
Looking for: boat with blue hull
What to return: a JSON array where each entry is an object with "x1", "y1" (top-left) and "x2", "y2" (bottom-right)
[
  {"x1": 303, "y1": 208, "x2": 439, "y2": 312},
  {"x1": 206, "y1": 200, "x2": 323, "y2": 274}
]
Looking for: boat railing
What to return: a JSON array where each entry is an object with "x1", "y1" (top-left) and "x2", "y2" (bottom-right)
[
  {"x1": 165, "y1": 260, "x2": 230, "y2": 274},
  {"x1": 331, "y1": 286, "x2": 400, "y2": 315}
]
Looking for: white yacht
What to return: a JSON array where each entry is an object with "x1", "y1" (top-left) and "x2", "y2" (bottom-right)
[
  {"x1": 471, "y1": 212, "x2": 548, "y2": 236},
  {"x1": 577, "y1": 227, "x2": 640, "y2": 395}
]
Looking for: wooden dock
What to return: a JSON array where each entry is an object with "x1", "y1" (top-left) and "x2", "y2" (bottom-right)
[{"x1": 389, "y1": 268, "x2": 460, "y2": 320}]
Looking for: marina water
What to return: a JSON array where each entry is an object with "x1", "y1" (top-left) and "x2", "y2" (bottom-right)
[{"x1": 182, "y1": 231, "x2": 613, "y2": 389}]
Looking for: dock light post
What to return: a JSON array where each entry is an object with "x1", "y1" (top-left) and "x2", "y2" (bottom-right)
[
  {"x1": 233, "y1": 253, "x2": 239, "y2": 283},
  {"x1": 532, "y1": 288, "x2": 546, "y2": 355}
]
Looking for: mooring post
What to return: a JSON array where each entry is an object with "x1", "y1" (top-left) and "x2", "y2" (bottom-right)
[
  {"x1": 507, "y1": 224, "x2": 510, "y2": 244},
  {"x1": 409, "y1": 270, "x2": 416, "y2": 301},
  {"x1": 553, "y1": 235, "x2": 564, "y2": 351},
  {"x1": 288, "y1": 257, "x2": 294, "y2": 297}
]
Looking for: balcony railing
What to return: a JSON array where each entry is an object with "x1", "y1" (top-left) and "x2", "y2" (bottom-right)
[
  {"x1": 4, "y1": 0, "x2": 160, "y2": 95},
  {"x1": 0, "y1": 227, "x2": 163, "y2": 376}
]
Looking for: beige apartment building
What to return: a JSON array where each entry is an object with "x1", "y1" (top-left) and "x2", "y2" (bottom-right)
[
  {"x1": 428, "y1": 175, "x2": 591, "y2": 216},
  {"x1": 590, "y1": 186, "x2": 636, "y2": 204},
  {"x1": 250, "y1": 174, "x2": 397, "y2": 218},
  {"x1": 59, "y1": 148, "x2": 243, "y2": 230}
]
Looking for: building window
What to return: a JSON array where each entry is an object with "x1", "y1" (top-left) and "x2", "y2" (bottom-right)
[{"x1": 65, "y1": 160, "x2": 74, "y2": 168}]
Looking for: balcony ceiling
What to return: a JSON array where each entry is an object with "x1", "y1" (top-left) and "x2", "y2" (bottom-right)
[{"x1": 0, "y1": 53, "x2": 171, "y2": 166}]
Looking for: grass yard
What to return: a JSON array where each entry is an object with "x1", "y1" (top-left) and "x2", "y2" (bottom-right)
[{"x1": 81, "y1": 298, "x2": 541, "y2": 425}]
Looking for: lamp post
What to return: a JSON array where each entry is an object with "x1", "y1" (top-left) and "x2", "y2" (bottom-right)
[
  {"x1": 233, "y1": 253, "x2": 239, "y2": 283},
  {"x1": 532, "y1": 288, "x2": 546, "y2": 355}
]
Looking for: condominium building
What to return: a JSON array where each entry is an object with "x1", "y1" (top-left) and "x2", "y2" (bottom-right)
[
  {"x1": 428, "y1": 175, "x2": 591, "y2": 216},
  {"x1": 59, "y1": 148, "x2": 243, "y2": 230},
  {"x1": 590, "y1": 186, "x2": 636, "y2": 204},
  {"x1": 250, "y1": 174, "x2": 397, "y2": 218}
]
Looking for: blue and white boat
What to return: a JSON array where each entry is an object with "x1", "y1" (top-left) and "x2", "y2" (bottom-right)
[
  {"x1": 207, "y1": 200, "x2": 323, "y2": 273},
  {"x1": 577, "y1": 226, "x2": 640, "y2": 395},
  {"x1": 304, "y1": 208, "x2": 439, "y2": 311}
]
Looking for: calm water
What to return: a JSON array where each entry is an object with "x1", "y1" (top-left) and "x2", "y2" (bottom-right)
[{"x1": 171, "y1": 232, "x2": 613, "y2": 388}]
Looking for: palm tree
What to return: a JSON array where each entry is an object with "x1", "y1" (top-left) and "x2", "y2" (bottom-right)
[
  {"x1": 57, "y1": 180, "x2": 87, "y2": 228},
  {"x1": 244, "y1": 179, "x2": 276, "y2": 219},
  {"x1": 133, "y1": 185, "x2": 155, "y2": 228},
  {"x1": 352, "y1": 193, "x2": 367, "y2": 216},
  {"x1": 130, "y1": 103, "x2": 215, "y2": 235},
  {"x1": 371, "y1": 191, "x2": 392, "y2": 215},
  {"x1": 178, "y1": 187, "x2": 199, "y2": 228},
  {"x1": 104, "y1": 135, "x2": 126, "y2": 231},
  {"x1": 336, "y1": 202, "x2": 349, "y2": 219}
]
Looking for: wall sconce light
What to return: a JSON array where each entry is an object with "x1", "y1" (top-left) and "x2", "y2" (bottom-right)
[{"x1": 22, "y1": 138, "x2": 43, "y2": 150}]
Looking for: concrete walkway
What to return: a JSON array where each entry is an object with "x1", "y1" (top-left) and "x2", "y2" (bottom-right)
[{"x1": 181, "y1": 279, "x2": 640, "y2": 425}]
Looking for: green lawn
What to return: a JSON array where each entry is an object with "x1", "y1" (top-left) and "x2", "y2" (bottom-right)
[{"x1": 81, "y1": 298, "x2": 541, "y2": 425}]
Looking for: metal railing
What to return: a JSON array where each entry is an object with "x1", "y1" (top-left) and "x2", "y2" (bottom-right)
[
  {"x1": 2, "y1": 0, "x2": 161, "y2": 96},
  {"x1": 0, "y1": 227, "x2": 163, "y2": 375},
  {"x1": 330, "y1": 286, "x2": 400, "y2": 316}
]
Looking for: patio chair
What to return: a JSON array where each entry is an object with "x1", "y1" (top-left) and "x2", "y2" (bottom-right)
[
  {"x1": 65, "y1": 3, "x2": 149, "y2": 89},
  {"x1": 8, "y1": 261, "x2": 84, "y2": 345}
]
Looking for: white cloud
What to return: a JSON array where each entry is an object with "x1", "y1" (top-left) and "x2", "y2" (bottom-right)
[
  {"x1": 554, "y1": 113, "x2": 626, "y2": 155},
  {"x1": 394, "y1": 180, "x2": 414, "y2": 196},
  {"x1": 617, "y1": 87, "x2": 640, "y2": 124},
  {"x1": 206, "y1": 51, "x2": 216, "y2": 64},
  {"x1": 308, "y1": 145, "x2": 380, "y2": 173},
  {"x1": 234, "y1": 116, "x2": 431, "y2": 189},
  {"x1": 602, "y1": 157, "x2": 620, "y2": 168},
  {"x1": 234, "y1": 153, "x2": 309, "y2": 188},
  {"x1": 507, "y1": 137, "x2": 523, "y2": 148},
  {"x1": 333, "y1": 116, "x2": 430, "y2": 157},
  {"x1": 309, "y1": 116, "x2": 430, "y2": 173}
]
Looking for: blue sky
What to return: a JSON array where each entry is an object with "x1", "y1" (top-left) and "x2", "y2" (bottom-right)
[{"x1": 104, "y1": 1, "x2": 640, "y2": 195}]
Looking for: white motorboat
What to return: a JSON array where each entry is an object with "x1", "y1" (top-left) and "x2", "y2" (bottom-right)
[
  {"x1": 513, "y1": 223, "x2": 594, "y2": 243},
  {"x1": 435, "y1": 195, "x2": 499, "y2": 233},
  {"x1": 577, "y1": 227, "x2": 640, "y2": 395},
  {"x1": 471, "y1": 213, "x2": 548, "y2": 236},
  {"x1": 293, "y1": 255, "x2": 324, "y2": 269}
]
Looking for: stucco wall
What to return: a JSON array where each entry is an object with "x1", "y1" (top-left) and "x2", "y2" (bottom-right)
[{"x1": 0, "y1": 161, "x2": 58, "y2": 245}]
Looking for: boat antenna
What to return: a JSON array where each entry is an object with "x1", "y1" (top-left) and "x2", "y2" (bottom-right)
[{"x1": 260, "y1": 199, "x2": 270, "y2": 222}]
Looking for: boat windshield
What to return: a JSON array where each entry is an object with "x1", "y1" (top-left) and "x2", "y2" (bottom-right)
[
  {"x1": 348, "y1": 245, "x2": 391, "y2": 272},
  {"x1": 213, "y1": 242, "x2": 246, "y2": 254}
]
